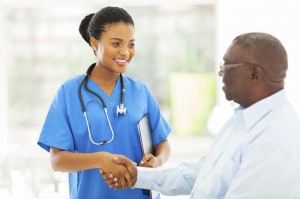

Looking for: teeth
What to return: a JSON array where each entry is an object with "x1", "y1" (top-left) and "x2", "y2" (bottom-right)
[{"x1": 115, "y1": 59, "x2": 127, "y2": 63}]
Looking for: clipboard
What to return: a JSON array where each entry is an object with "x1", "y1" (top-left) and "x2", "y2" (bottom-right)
[
  {"x1": 137, "y1": 115, "x2": 159, "y2": 199},
  {"x1": 137, "y1": 115, "x2": 154, "y2": 155}
]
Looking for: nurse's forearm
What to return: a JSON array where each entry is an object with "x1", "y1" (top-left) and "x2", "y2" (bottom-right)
[
  {"x1": 155, "y1": 139, "x2": 171, "y2": 166},
  {"x1": 50, "y1": 147, "x2": 107, "y2": 172},
  {"x1": 50, "y1": 147, "x2": 134, "y2": 189}
]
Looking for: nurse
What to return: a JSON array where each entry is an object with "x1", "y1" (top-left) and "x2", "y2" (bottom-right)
[{"x1": 37, "y1": 6, "x2": 171, "y2": 199}]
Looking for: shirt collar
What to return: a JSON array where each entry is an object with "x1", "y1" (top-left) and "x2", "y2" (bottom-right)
[{"x1": 234, "y1": 89, "x2": 287, "y2": 131}]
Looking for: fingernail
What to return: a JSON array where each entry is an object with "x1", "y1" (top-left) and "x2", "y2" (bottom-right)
[{"x1": 140, "y1": 161, "x2": 144, "y2": 164}]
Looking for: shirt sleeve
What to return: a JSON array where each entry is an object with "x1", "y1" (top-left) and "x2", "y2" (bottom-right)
[
  {"x1": 134, "y1": 157, "x2": 205, "y2": 196},
  {"x1": 224, "y1": 143, "x2": 299, "y2": 199},
  {"x1": 144, "y1": 84, "x2": 171, "y2": 146},
  {"x1": 37, "y1": 85, "x2": 75, "y2": 152}
]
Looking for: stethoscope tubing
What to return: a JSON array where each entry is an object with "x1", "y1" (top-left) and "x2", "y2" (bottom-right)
[
  {"x1": 78, "y1": 63, "x2": 125, "y2": 145},
  {"x1": 83, "y1": 108, "x2": 114, "y2": 145}
]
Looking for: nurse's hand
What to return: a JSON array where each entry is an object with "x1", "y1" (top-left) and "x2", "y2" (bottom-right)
[
  {"x1": 99, "y1": 153, "x2": 135, "y2": 190},
  {"x1": 100, "y1": 155, "x2": 137, "y2": 190},
  {"x1": 100, "y1": 169, "x2": 119, "y2": 189},
  {"x1": 139, "y1": 153, "x2": 159, "y2": 168}
]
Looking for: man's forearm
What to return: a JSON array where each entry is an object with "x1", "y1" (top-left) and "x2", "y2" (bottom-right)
[{"x1": 134, "y1": 166, "x2": 193, "y2": 196}]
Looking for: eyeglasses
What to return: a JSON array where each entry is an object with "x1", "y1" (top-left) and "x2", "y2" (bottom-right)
[{"x1": 219, "y1": 62, "x2": 258, "y2": 73}]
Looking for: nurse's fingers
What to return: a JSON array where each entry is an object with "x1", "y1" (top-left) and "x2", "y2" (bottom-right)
[
  {"x1": 107, "y1": 178, "x2": 119, "y2": 188},
  {"x1": 99, "y1": 170, "x2": 121, "y2": 189},
  {"x1": 114, "y1": 155, "x2": 137, "y2": 183},
  {"x1": 139, "y1": 154, "x2": 154, "y2": 165},
  {"x1": 102, "y1": 173, "x2": 115, "y2": 181},
  {"x1": 100, "y1": 170, "x2": 112, "y2": 178}
]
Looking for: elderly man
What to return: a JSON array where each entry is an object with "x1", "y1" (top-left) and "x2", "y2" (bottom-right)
[{"x1": 102, "y1": 32, "x2": 300, "y2": 199}]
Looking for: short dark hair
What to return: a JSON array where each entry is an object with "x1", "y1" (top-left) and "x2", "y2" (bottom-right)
[
  {"x1": 233, "y1": 32, "x2": 288, "y2": 86},
  {"x1": 232, "y1": 32, "x2": 287, "y2": 70},
  {"x1": 79, "y1": 6, "x2": 134, "y2": 46}
]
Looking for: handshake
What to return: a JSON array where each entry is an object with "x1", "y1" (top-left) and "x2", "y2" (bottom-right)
[{"x1": 100, "y1": 152, "x2": 159, "y2": 190}]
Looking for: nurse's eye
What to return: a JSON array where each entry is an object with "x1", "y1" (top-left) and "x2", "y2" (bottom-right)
[
  {"x1": 129, "y1": 43, "x2": 135, "y2": 48},
  {"x1": 112, "y1": 42, "x2": 121, "y2": 47}
]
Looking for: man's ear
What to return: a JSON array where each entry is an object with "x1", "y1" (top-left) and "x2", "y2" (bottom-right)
[
  {"x1": 90, "y1": 37, "x2": 98, "y2": 50},
  {"x1": 251, "y1": 66, "x2": 264, "y2": 80}
]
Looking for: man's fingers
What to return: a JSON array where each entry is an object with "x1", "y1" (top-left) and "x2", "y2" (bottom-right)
[
  {"x1": 124, "y1": 170, "x2": 135, "y2": 188},
  {"x1": 119, "y1": 176, "x2": 127, "y2": 190},
  {"x1": 126, "y1": 164, "x2": 137, "y2": 179},
  {"x1": 114, "y1": 155, "x2": 137, "y2": 166},
  {"x1": 100, "y1": 154, "x2": 137, "y2": 190},
  {"x1": 114, "y1": 156, "x2": 129, "y2": 165}
]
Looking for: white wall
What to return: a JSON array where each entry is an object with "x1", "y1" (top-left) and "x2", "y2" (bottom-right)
[
  {"x1": 216, "y1": 0, "x2": 300, "y2": 114},
  {"x1": 0, "y1": 4, "x2": 8, "y2": 159}
]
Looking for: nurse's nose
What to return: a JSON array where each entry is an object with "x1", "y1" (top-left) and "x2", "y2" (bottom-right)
[{"x1": 119, "y1": 46, "x2": 130, "y2": 57}]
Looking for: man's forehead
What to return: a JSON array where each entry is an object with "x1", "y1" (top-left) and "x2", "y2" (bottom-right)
[{"x1": 223, "y1": 44, "x2": 248, "y2": 62}]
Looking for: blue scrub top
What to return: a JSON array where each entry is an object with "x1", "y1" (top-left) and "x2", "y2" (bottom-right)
[{"x1": 38, "y1": 74, "x2": 171, "y2": 199}]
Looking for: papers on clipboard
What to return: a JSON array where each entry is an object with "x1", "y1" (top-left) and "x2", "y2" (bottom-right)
[{"x1": 137, "y1": 115, "x2": 159, "y2": 199}]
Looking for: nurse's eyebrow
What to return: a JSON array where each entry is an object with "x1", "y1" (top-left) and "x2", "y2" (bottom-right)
[{"x1": 110, "y1": 38, "x2": 135, "y2": 42}]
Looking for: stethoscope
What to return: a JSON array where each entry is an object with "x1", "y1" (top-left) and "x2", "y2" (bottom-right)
[{"x1": 78, "y1": 63, "x2": 126, "y2": 145}]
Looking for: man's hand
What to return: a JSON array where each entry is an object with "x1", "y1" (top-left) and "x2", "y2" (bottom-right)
[
  {"x1": 99, "y1": 153, "x2": 135, "y2": 189},
  {"x1": 100, "y1": 155, "x2": 137, "y2": 190}
]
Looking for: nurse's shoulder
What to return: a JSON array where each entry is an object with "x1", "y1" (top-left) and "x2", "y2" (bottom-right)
[
  {"x1": 54, "y1": 74, "x2": 85, "y2": 94},
  {"x1": 123, "y1": 75, "x2": 148, "y2": 91}
]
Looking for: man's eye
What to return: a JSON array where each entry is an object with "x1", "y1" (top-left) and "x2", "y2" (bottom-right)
[{"x1": 129, "y1": 43, "x2": 135, "y2": 48}]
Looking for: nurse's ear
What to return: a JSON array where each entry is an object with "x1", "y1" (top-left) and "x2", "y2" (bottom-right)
[{"x1": 90, "y1": 37, "x2": 98, "y2": 53}]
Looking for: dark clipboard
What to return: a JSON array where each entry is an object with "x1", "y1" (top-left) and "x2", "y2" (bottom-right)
[{"x1": 137, "y1": 115, "x2": 159, "y2": 199}]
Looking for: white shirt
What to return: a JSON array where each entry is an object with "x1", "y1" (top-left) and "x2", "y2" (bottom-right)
[{"x1": 135, "y1": 89, "x2": 300, "y2": 199}]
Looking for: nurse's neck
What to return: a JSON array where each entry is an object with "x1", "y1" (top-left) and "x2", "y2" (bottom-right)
[{"x1": 90, "y1": 65, "x2": 120, "y2": 96}]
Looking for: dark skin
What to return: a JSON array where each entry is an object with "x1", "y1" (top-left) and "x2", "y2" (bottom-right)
[
  {"x1": 100, "y1": 155, "x2": 138, "y2": 189},
  {"x1": 50, "y1": 23, "x2": 171, "y2": 190},
  {"x1": 89, "y1": 22, "x2": 171, "y2": 184},
  {"x1": 100, "y1": 140, "x2": 170, "y2": 189},
  {"x1": 220, "y1": 41, "x2": 286, "y2": 108},
  {"x1": 50, "y1": 148, "x2": 136, "y2": 189},
  {"x1": 101, "y1": 33, "x2": 289, "y2": 190}
]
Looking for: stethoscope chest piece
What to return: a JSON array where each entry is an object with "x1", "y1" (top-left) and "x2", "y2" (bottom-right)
[{"x1": 117, "y1": 103, "x2": 127, "y2": 116}]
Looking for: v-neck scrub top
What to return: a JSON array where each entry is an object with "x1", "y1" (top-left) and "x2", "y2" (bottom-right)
[{"x1": 38, "y1": 74, "x2": 171, "y2": 199}]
